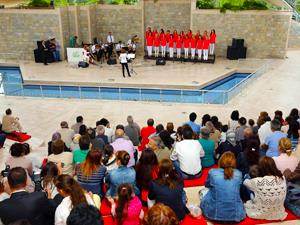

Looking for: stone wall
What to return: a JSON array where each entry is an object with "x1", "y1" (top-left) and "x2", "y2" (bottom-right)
[
  {"x1": 144, "y1": 0, "x2": 191, "y2": 33},
  {"x1": 191, "y1": 9, "x2": 292, "y2": 58},
  {"x1": 79, "y1": 7, "x2": 89, "y2": 44},
  {"x1": 0, "y1": 9, "x2": 61, "y2": 60},
  {"x1": 288, "y1": 20, "x2": 300, "y2": 49}
]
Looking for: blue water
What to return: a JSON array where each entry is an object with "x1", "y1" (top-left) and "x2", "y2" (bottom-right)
[{"x1": 0, "y1": 67, "x2": 251, "y2": 104}]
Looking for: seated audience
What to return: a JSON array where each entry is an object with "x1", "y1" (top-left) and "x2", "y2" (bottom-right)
[
  {"x1": 125, "y1": 115, "x2": 141, "y2": 146},
  {"x1": 67, "y1": 204, "x2": 104, "y2": 225},
  {"x1": 73, "y1": 135, "x2": 91, "y2": 164},
  {"x1": 198, "y1": 127, "x2": 215, "y2": 168},
  {"x1": 262, "y1": 119, "x2": 287, "y2": 157},
  {"x1": 76, "y1": 150, "x2": 106, "y2": 198},
  {"x1": 1, "y1": 108, "x2": 23, "y2": 133},
  {"x1": 57, "y1": 121, "x2": 75, "y2": 149},
  {"x1": 228, "y1": 110, "x2": 239, "y2": 132},
  {"x1": 54, "y1": 174, "x2": 96, "y2": 225},
  {"x1": 96, "y1": 125, "x2": 109, "y2": 145},
  {"x1": 106, "y1": 151, "x2": 139, "y2": 198},
  {"x1": 184, "y1": 112, "x2": 201, "y2": 135},
  {"x1": 166, "y1": 122, "x2": 176, "y2": 135},
  {"x1": 48, "y1": 139, "x2": 73, "y2": 175},
  {"x1": 48, "y1": 132, "x2": 69, "y2": 155},
  {"x1": 111, "y1": 184, "x2": 143, "y2": 225},
  {"x1": 159, "y1": 130, "x2": 174, "y2": 150},
  {"x1": 143, "y1": 203, "x2": 179, "y2": 225},
  {"x1": 0, "y1": 180, "x2": 9, "y2": 202},
  {"x1": 237, "y1": 135, "x2": 260, "y2": 176},
  {"x1": 205, "y1": 121, "x2": 221, "y2": 149},
  {"x1": 148, "y1": 136, "x2": 171, "y2": 162},
  {"x1": 102, "y1": 144, "x2": 117, "y2": 172},
  {"x1": 235, "y1": 117, "x2": 248, "y2": 143},
  {"x1": 287, "y1": 118, "x2": 300, "y2": 149},
  {"x1": 0, "y1": 132, "x2": 6, "y2": 149},
  {"x1": 248, "y1": 118, "x2": 259, "y2": 135},
  {"x1": 0, "y1": 167, "x2": 55, "y2": 225},
  {"x1": 71, "y1": 116, "x2": 84, "y2": 134},
  {"x1": 79, "y1": 124, "x2": 87, "y2": 136},
  {"x1": 136, "y1": 149, "x2": 159, "y2": 201},
  {"x1": 200, "y1": 152, "x2": 246, "y2": 223},
  {"x1": 258, "y1": 115, "x2": 272, "y2": 145},
  {"x1": 41, "y1": 162, "x2": 61, "y2": 200},
  {"x1": 97, "y1": 118, "x2": 113, "y2": 143},
  {"x1": 283, "y1": 162, "x2": 300, "y2": 217},
  {"x1": 215, "y1": 130, "x2": 242, "y2": 160},
  {"x1": 220, "y1": 124, "x2": 228, "y2": 143},
  {"x1": 87, "y1": 127, "x2": 105, "y2": 151},
  {"x1": 273, "y1": 138, "x2": 299, "y2": 173},
  {"x1": 244, "y1": 156, "x2": 287, "y2": 220},
  {"x1": 171, "y1": 126, "x2": 205, "y2": 179},
  {"x1": 201, "y1": 114, "x2": 211, "y2": 127},
  {"x1": 148, "y1": 159, "x2": 189, "y2": 221},
  {"x1": 111, "y1": 129, "x2": 136, "y2": 167},
  {"x1": 139, "y1": 118, "x2": 156, "y2": 151},
  {"x1": 69, "y1": 134, "x2": 81, "y2": 152}
]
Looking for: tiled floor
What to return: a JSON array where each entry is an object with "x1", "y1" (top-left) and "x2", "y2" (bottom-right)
[{"x1": 0, "y1": 50, "x2": 299, "y2": 224}]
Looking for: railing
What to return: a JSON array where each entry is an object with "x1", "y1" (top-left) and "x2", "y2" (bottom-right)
[{"x1": 1, "y1": 63, "x2": 269, "y2": 104}]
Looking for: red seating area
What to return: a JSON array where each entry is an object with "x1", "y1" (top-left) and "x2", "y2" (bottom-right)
[
  {"x1": 184, "y1": 164, "x2": 218, "y2": 187},
  {"x1": 5, "y1": 132, "x2": 31, "y2": 142}
]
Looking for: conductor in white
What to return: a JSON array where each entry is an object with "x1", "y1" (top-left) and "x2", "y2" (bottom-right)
[{"x1": 119, "y1": 49, "x2": 131, "y2": 78}]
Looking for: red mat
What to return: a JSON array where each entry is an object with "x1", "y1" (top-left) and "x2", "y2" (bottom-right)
[
  {"x1": 6, "y1": 132, "x2": 31, "y2": 143},
  {"x1": 184, "y1": 165, "x2": 218, "y2": 188},
  {"x1": 213, "y1": 209, "x2": 299, "y2": 225}
]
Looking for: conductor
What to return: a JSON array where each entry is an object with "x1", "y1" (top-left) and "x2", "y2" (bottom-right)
[{"x1": 119, "y1": 49, "x2": 131, "y2": 78}]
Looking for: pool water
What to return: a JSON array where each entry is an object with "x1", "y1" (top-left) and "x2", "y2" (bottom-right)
[{"x1": 0, "y1": 67, "x2": 251, "y2": 104}]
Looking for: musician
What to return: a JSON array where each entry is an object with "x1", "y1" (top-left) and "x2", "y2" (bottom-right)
[
  {"x1": 41, "y1": 40, "x2": 49, "y2": 65},
  {"x1": 197, "y1": 35, "x2": 203, "y2": 60},
  {"x1": 190, "y1": 35, "x2": 197, "y2": 60},
  {"x1": 119, "y1": 48, "x2": 131, "y2": 78},
  {"x1": 106, "y1": 31, "x2": 115, "y2": 58},
  {"x1": 183, "y1": 35, "x2": 190, "y2": 59},
  {"x1": 116, "y1": 41, "x2": 123, "y2": 56},
  {"x1": 209, "y1": 29, "x2": 217, "y2": 55},
  {"x1": 146, "y1": 32, "x2": 153, "y2": 57}
]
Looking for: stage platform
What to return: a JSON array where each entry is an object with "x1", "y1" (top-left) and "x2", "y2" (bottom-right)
[{"x1": 15, "y1": 57, "x2": 263, "y2": 90}]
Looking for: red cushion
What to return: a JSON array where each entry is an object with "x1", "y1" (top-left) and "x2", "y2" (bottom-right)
[
  {"x1": 100, "y1": 199, "x2": 112, "y2": 216},
  {"x1": 103, "y1": 215, "x2": 114, "y2": 225},
  {"x1": 6, "y1": 132, "x2": 31, "y2": 143},
  {"x1": 213, "y1": 209, "x2": 299, "y2": 225},
  {"x1": 184, "y1": 165, "x2": 218, "y2": 188},
  {"x1": 181, "y1": 215, "x2": 207, "y2": 225}
]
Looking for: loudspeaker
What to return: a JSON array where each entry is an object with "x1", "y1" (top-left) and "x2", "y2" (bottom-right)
[
  {"x1": 33, "y1": 49, "x2": 55, "y2": 63},
  {"x1": 78, "y1": 61, "x2": 89, "y2": 68},
  {"x1": 238, "y1": 47, "x2": 247, "y2": 59},
  {"x1": 37, "y1": 41, "x2": 43, "y2": 50},
  {"x1": 156, "y1": 58, "x2": 166, "y2": 65},
  {"x1": 232, "y1": 38, "x2": 244, "y2": 48},
  {"x1": 227, "y1": 46, "x2": 239, "y2": 60},
  {"x1": 107, "y1": 58, "x2": 117, "y2": 65}
]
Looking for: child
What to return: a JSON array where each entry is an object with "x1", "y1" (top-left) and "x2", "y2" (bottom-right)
[
  {"x1": 146, "y1": 32, "x2": 153, "y2": 57},
  {"x1": 111, "y1": 184, "x2": 143, "y2": 225},
  {"x1": 197, "y1": 35, "x2": 203, "y2": 60},
  {"x1": 183, "y1": 35, "x2": 190, "y2": 59},
  {"x1": 160, "y1": 33, "x2": 167, "y2": 58},
  {"x1": 176, "y1": 36, "x2": 182, "y2": 58},
  {"x1": 203, "y1": 37, "x2": 210, "y2": 61},
  {"x1": 153, "y1": 33, "x2": 160, "y2": 58},
  {"x1": 190, "y1": 35, "x2": 197, "y2": 60},
  {"x1": 209, "y1": 29, "x2": 216, "y2": 55},
  {"x1": 168, "y1": 34, "x2": 174, "y2": 58}
]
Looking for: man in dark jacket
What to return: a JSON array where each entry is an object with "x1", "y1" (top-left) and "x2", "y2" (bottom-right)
[{"x1": 0, "y1": 167, "x2": 55, "y2": 225}]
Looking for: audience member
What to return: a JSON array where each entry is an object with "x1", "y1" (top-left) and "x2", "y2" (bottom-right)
[
  {"x1": 87, "y1": 127, "x2": 105, "y2": 151},
  {"x1": 76, "y1": 150, "x2": 106, "y2": 197},
  {"x1": 142, "y1": 203, "x2": 179, "y2": 225},
  {"x1": 0, "y1": 180, "x2": 9, "y2": 202},
  {"x1": 0, "y1": 132, "x2": 6, "y2": 149},
  {"x1": 205, "y1": 121, "x2": 221, "y2": 149},
  {"x1": 274, "y1": 110, "x2": 285, "y2": 125},
  {"x1": 289, "y1": 108, "x2": 300, "y2": 122},
  {"x1": 54, "y1": 174, "x2": 96, "y2": 225},
  {"x1": 220, "y1": 124, "x2": 228, "y2": 143},
  {"x1": 211, "y1": 116, "x2": 222, "y2": 131},
  {"x1": 198, "y1": 127, "x2": 215, "y2": 168},
  {"x1": 48, "y1": 139, "x2": 73, "y2": 175},
  {"x1": 228, "y1": 110, "x2": 239, "y2": 132},
  {"x1": 148, "y1": 159, "x2": 189, "y2": 221},
  {"x1": 1, "y1": 108, "x2": 23, "y2": 133},
  {"x1": 124, "y1": 115, "x2": 141, "y2": 146},
  {"x1": 273, "y1": 138, "x2": 299, "y2": 173},
  {"x1": 57, "y1": 121, "x2": 75, "y2": 149},
  {"x1": 258, "y1": 116, "x2": 272, "y2": 145},
  {"x1": 67, "y1": 204, "x2": 103, "y2": 225},
  {"x1": 111, "y1": 184, "x2": 143, "y2": 225},
  {"x1": 96, "y1": 125, "x2": 109, "y2": 145},
  {"x1": 200, "y1": 152, "x2": 246, "y2": 223},
  {"x1": 248, "y1": 118, "x2": 259, "y2": 134},
  {"x1": 40, "y1": 162, "x2": 61, "y2": 200},
  {"x1": 201, "y1": 114, "x2": 211, "y2": 127},
  {"x1": 287, "y1": 118, "x2": 300, "y2": 149},
  {"x1": 102, "y1": 144, "x2": 117, "y2": 172},
  {"x1": 69, "y1": 134, "x2": 80, "y2": 152},
  {"x1": 159, "y1": 130, "x2": 174, "y2": 150},
  {"x1": 111, "y1": 129, "x2": 136, "y2": 167},
  {"x1": 262, "y1": 119, "x2": 287, "y2": 157},
  {"x1": 71, "y1": 116, "x2": 84, "y2": 134},
  {"x1": 48, "y1": 132, "x2": 69, "y2": 155},
  {"x1": 171, "y1": 126, "x2": 204, "y2": 179},
  {"x1": 166, "y1": 122, "x2": 175, "y2": 135},
  {"x1": 79, "y1": 124, "x2": 87, "y2": 136},
  {"x1": 244, "y1": 156, "x2": 287, "y2": 220},
  {"x1": 237, "y1": 136, "x2": 260, "y2": 176},
  {"x1": 235, "y1": 117, "x2": 248, "y2": 143},
  {"x1": 215, "y1": 130, "x2": 242, "y2": 160},
  {"x1": 139, "y1": 118, "x2": 156, "y2": 151},
  {"x1": 0, "y1": 167, "x2": 55, "y2": 225},
  {"x1": 148, "y1": 136, "x2": 171, "y2": 162},
  {"x1": 106, "y1": 151, "x2": 139, "y2": 198},
  {"x1": 73, "y1": 135, "x2": 91, "y2": 164},
  {"x1": 97, "y1": 118, "x2": 113, "y2": 143},
  {"x1": 184, "y1": 112, "x2": 201, "y2": 135},
  {"x1": 149, "y1": 124, "x2": 164, "y2": 139}
]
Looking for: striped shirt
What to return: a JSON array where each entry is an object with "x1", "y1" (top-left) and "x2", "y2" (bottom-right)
[{"x1": 77, "y1": 165, "x2": 106, "y2": 184}]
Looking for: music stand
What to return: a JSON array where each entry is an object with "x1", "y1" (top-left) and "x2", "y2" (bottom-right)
[{"x1": 128, "y1": 53, "x2": 137, "y2": 75}]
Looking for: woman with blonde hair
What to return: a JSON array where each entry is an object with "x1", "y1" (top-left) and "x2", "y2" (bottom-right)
[
  {"x1": 273, "y1": 138, "x2": 299, "y2": 173},
  {"x1": 143, "y1": 203, "x2": 179, "y2": 225},
  {"x1": 200, "y1": 152, "x2": 245, "y2": 223}
]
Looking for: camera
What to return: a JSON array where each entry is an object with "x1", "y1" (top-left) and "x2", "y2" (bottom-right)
[{"x1": 1, "y1": 165, "x2": 10, "y2": 177}]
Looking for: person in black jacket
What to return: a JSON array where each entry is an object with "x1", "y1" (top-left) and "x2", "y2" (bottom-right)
[{"x1": 0, "y1": 167, "x2": 55, "y2": 225}]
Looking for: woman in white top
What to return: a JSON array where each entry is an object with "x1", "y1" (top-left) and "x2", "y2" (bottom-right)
[
  {"x1": 54, "y1": 175, "x2": 96, "y2": 225},
  {"x1": 102, "y1": 144, "x2": 118, "y2": 172},
  {"x1": 244, "y1": 156, "x2": 287, "y2": 220},
  {"x1": 119, "y1": 48, "x2": 131, "y2": 78}
]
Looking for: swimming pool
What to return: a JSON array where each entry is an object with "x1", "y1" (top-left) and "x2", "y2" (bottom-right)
[{"x1": 0, "y1": 67, "x2": 256, "y2": 104}]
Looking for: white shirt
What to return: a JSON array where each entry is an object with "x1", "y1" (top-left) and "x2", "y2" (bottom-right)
[
  {"x1": 105, "y1": 127, "x2": 114, "y2": 143},
  {"x1": 116, "y1": 43, "x2": 122, "y2": 51},
  {"x1": 107, "y1": 34, "x2": 114, "y2": 44},
  {"x1": 170, "y1": 139, "x2": 205, "y2": 175},
  {"x1": 57, "y1": 128, "x2": 75, "y2": 148},
  {"x1": 119, "y1": 53, "x2": 128, "y2": 63},
  {"x1": 258, "y1": 121, "x2": 272, "y2": 144},
  {"x1": 48, "y1": 152, "x2": 73, "y2": 175},
  {"x1": 55, "y1": 194, "x2": 95, "y2": 225}
]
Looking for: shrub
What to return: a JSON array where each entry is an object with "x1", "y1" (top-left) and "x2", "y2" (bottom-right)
[
  {"x1": 243, "y1": 0, "x2": 268, "y2": 10},
  {"x1": 28, "y1": 0, "x2": 50, "y2": 7},
  {"x1": 197, "y1": 0, "x2": 216, "y2": 9}
]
